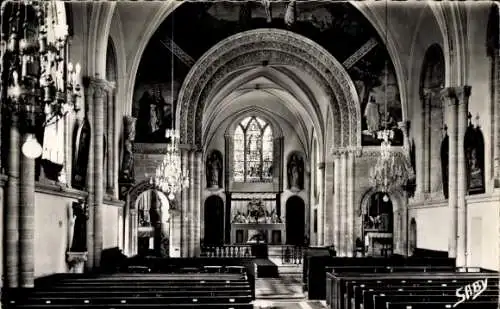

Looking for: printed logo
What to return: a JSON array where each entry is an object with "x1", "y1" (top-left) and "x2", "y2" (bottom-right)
[{"x1": 453, "y1": 278, "x2": 488, "y2": 307}]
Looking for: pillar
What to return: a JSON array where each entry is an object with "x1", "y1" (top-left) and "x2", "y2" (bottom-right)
[
  {"x1": 494, "y1": 48, "x2": 500, "y2": 187},
  {"x1": 5, "y1": 116, "x2": 19, "y2": 288},
  {"x1": 441, "y1": 87, "x2": 458, "y2": 258},
  {"x1": 187, "y1": 151, "x2": 195, "y2": 256},
  {"x1": 340, "y1": 151, "x2": 348, "y2": 256},
  {"x1": 19, "y1": 134, "x2": 36, "y2": 287},
  {"x1": 423, "y1": 90, "x2": 432, "y2": 194},
  {"x1": 106, "y1": 87, "x2": 114, "y2": 195},
  {"x1": 346, "y1": 150, "x2": 355, "y2": 257},
  {"x1": 318, "y1": 162, "x2": 326, "y2": 246},
  {"x1": 456, "y1": 86, "x2": 471, "y2": 267},
  {"x1": 398, "y1": 122, "x2": 410, "y2": 255},
  {"x1": 193, "y1": 150, "x2": 202, "y2": 256},
  {"x1": 181, "y1": 149, "x2": 189, "y2": 257},
  {"x1": 65, "y1": 111, "x2": 72, "y2": 186},
  {"x1": 87, "y1": 78, "x2": 107, "y2": 269},
  {"x1": 333, "y1": 154, "x2": 341, "y2": 251},
  {"x1": 84, "y1": 82, "x2": 95, "y2": 271}
]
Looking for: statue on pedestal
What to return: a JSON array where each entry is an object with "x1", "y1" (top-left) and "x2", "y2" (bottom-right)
[
  {"x1": 70, "y1": 199, "x2": 88, "y2": 252},
  {"x1": 120, "y1": 116, "x2": 137, "y2": 183},
  {"x1": 72, "y1": 111, "x2": 91, "y2": 190},
  {"x1": 287, "y1": 153, "x2": 304, "y2": 191},
  {"x1": 206, "y1": 150, "x2": 223, "y2": 189}
]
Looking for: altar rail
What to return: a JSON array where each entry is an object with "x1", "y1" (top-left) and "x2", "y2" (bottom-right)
[
  {"x1": 281, "y1": 245, "x2": 304, "y2": 265},
  {"x1": 201, "y1": 245, "x2": 256, "y2": 258}
]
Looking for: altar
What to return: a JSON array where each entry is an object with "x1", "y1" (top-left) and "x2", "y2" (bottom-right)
[{"x1": 231, "y1": 223, "x2": 286, "y2": 244}]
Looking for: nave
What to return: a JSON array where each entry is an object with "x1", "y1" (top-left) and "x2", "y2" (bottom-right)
[{"x1": 1, "y1": 1, "x2": 500, "y2": 309}]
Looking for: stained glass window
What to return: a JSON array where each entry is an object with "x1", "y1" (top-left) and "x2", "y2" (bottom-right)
[{"x1": 233, "y1": 116, "x2": 273, "y2": 182}]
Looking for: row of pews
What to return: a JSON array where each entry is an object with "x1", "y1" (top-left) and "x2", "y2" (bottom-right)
[
  {"x1": 326, "y1": 271, "x2": 499, "y2": 309},
  {"x1": 2, "y1": 261, "x2": 256, "y2": 309},
  {"x1": 303, "y1": 248, "x2": 499, "y2": 309}
]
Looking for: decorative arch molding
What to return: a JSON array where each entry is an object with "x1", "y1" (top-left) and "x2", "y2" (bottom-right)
[{"x1": 176, "y1": 29, "x2": 361, "y2": 149}]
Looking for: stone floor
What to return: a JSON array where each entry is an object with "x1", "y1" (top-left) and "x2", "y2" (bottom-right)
[{"x1": 254, "y1": 275, "x2": 327, "y2": 309}]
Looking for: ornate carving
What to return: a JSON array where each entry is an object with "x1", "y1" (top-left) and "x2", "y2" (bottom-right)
[{"x1": 177, "y1": 29, "x2": 360, "y2": 149}]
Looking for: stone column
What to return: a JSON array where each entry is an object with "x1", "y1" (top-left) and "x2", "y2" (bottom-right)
[
  {"x1": 441, "y1": 88, "x2": 458, "y2": 258},
  {"x1": 188, "y1": 150, "x2": 195, "y2": 256},
  {"x1": 193, "y1": 150, "x2": 202, "y2": 256},
  {"x1": 84, "y1": 83, "x2": 95, "y2": 271},
  {"x1": 456, "y1": 86, "x2": 471, "y2": 267},
  {"x1": 398, "y1": 122, "x2": 410, "y2": 256},
  {"x1": 346, "y1": 150, "x2": 355, "y2": 257},
  {"x1": 181, "y1": 149, "x2": 189, "y2": 257},
  {"x1": 423, "y1": 90, "x2": 432, "y2": 194},
  {"x1": 65, "y1": 111, "x2": 73, "y2": 187},
  {"x1": 5, "y1": 116, "x2": 20, "y2": 288},
  {"x1": 19, "y1": 134, "x2": 36, "y2": 287},
  {"x1": 318, "y1": 162, "x2": 326, "y2": 246},
  {"x1": 333, "y1": 155, "x2": 341, "y2": 251},
  {"x1": 495, "y1": 49, "x2": 500, "y2": 188},
  {"x1": 91, "y1": 79, "x2": 107, "y2": 269},
  {"x1": 112, "y1": 91, "x2": 119, "y2": 199},
  {"x1": 106, "y1": 86, "x2": 115, "y2": 195},
  {"x1": 340, "y1": 152, "x2": 348, "y2": 256}
]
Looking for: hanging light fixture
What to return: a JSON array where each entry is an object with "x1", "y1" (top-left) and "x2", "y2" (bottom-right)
[
  {"x1": 2, "y1": 1, "x2": 81, "y2": 159},
  {"x1": 368, "y1": 0, "x2": 408, "y2": 200},
  {"x1": 149, "y1": 13, "x2": 189, "y2": 200}
]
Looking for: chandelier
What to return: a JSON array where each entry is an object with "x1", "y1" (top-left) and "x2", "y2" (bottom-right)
[
  {"x1": 149, "y1": 129, "x2": 190, "y2": 201},
  {"x1": 2, "y1": 1, "x2": 81, "y2": 159},
  {"x1": 368, "y1": 2, "x2": 407, "y2": 201}
]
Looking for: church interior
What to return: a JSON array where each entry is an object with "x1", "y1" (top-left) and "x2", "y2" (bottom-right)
[{"x1": 0, "y1": 1, "x2": 499, "y2": 308}]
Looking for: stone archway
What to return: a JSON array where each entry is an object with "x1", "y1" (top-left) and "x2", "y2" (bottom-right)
[
  {"x1": 123, "y1": 180, "x2": 177, "y2": 256},
  {"x1": 176, "y1": 29, "x2": 361, "y2": 150}
]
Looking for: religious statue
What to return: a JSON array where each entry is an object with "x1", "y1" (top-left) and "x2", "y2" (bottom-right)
[
  {"x1": 70, "y1": 199, "x2": 88, "y2": 252},
  {"x1": 135, "y1": 86, "x2": 172, "y2": 143},
  {"x1": 120, "y1": 116, "x2": 136, "y2": 183},
  {"x1": 287, "y1": 153, "x2": 304, "y2": 191},
  {"x1": 206, "y1": 151, "x2": 222, "y2": 189},
  {"x1": 72, "y1": 111, "x2": 91, "y2": 190},
  {"x1": 364, "y1": 94, "x2": 380, "y2": 135},
  {"x1": 465, "y1": 116, "x2": 485, "y2": 194}
]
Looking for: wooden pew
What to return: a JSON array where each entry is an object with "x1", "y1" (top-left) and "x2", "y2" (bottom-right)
[
  {"x1": 326, "y1": 271, "x2": 499, "y2": 309},
  {"x1": 3, "y1": 262, "x2": 256, "y2": 309},
  {"x1": 306, "y1": 255, "x2": 456, "y2": 299}
]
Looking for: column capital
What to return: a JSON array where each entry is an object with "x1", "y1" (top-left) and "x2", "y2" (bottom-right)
[
  {"x1": 440, "y1": 86, "x2": 471, "y2": 106},
  {"x1": 83, "y1": 77, "x2": 114, "y2": 99},
  {"x1": 453, "y1": 85, "x2": 472, "y2": 105}
]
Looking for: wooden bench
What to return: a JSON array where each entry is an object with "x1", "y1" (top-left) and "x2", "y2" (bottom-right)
[
  {"x1": 326, "y1": 272, "x2": 499, "y2": 309},
  {"x1": 4, "y1": 269, "x2": 255, "y2": 309}
]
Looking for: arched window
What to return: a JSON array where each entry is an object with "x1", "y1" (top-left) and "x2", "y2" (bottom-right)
[{"x1": 233, "y1": 116, "x2": 273, "y2": 182}]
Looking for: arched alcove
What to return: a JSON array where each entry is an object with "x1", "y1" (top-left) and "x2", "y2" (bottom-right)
[
  {"x1": 286, "y1": 196, "x2": 305, "y2": 245},
  {"x1": 420, "y1": 44, "x2": 446, "y2": 197},
  {"x1": 124, "y1": 180, "x2": 178, "y2": 256},
  {"x1": 360, "y1": 191, "x2": 394, "y2": 257},
  {"x1": 204, "y1": 196, "x2": 225, "y2": 246},
  {"x1": 136, "y1": 189, "x2": 171, "y2": 257}
]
